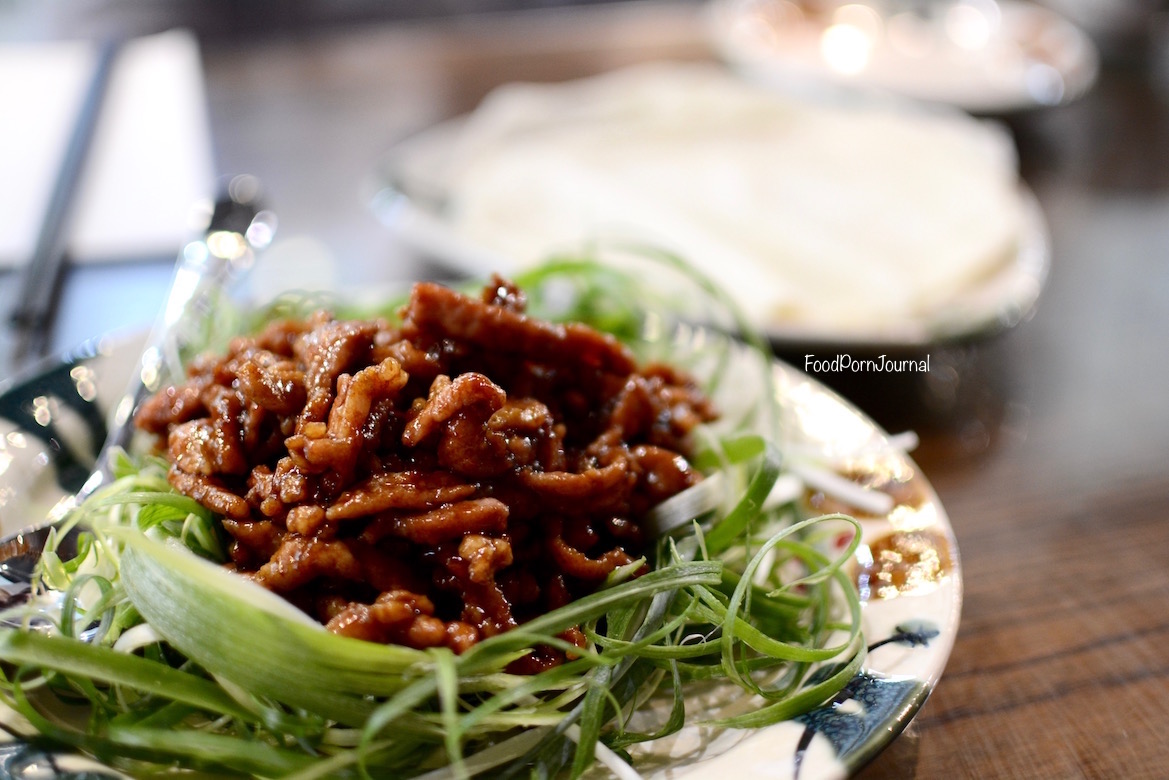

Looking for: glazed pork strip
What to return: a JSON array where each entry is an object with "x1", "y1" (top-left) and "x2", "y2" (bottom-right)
[{"x1": 135, "y1": 276, "x2": 717, "y2": 670}]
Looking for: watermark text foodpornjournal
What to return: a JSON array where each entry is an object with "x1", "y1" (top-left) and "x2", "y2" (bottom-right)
[{"x1": 804, "y1": 354, "x2": 931, "y2": 373}]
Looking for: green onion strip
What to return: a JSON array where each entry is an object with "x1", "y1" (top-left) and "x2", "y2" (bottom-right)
[{"x1": 0, "y1": 255, "x2": 867, "y2": 778}]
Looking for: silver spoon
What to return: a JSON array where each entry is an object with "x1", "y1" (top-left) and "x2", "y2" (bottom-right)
[{"x1": 0, "y1": 175, "x2": 274, "y2": 615}]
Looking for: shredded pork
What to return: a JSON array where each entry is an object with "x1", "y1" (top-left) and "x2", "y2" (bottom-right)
[{"x1": 136, "y1": 276, "x2": 716, "y2": 671}]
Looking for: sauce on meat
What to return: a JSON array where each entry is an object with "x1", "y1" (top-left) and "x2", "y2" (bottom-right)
[{"x1": 135, "y1": 276, "x2": 716, "y2": 670}]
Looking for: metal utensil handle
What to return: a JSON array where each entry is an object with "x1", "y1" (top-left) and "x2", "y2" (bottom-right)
[{"x1": 78, "y1": 178, "x2": 274, "y2": 501}]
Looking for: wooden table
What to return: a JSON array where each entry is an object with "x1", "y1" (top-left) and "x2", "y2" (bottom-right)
[{"x1": 7, "y1": 2, "x2": 1169, "y2": 777}]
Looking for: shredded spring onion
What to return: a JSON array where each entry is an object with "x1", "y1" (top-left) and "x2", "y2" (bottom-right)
[{"x1": 0, "y1": 253, "x2": 867, "y2": 779}]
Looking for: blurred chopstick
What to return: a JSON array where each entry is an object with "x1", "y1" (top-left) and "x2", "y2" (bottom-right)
[{"x1": 8, "y1": 39, "x2": 120, "y2": 368}]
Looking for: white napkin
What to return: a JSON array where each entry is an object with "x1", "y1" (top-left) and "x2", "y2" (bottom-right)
[{"x1": 0, "y1": 29, "x2": 215, "y2": 268}]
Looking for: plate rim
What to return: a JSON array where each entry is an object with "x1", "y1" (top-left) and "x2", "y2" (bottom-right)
[{"x1": 703, "y1": 0, "x2": 1101, "y2": 115}]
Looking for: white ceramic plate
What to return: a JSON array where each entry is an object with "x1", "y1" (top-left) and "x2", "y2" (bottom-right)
[
  {"x1": 0, "y1": 321, "x2": 960, "y2": 779},
  {"x1": 706, "y1": 0, "x2": 1100, "y2": 114},
  {"x1": 371, "y1": 112, "x2": 1050, "y2": 349}
]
